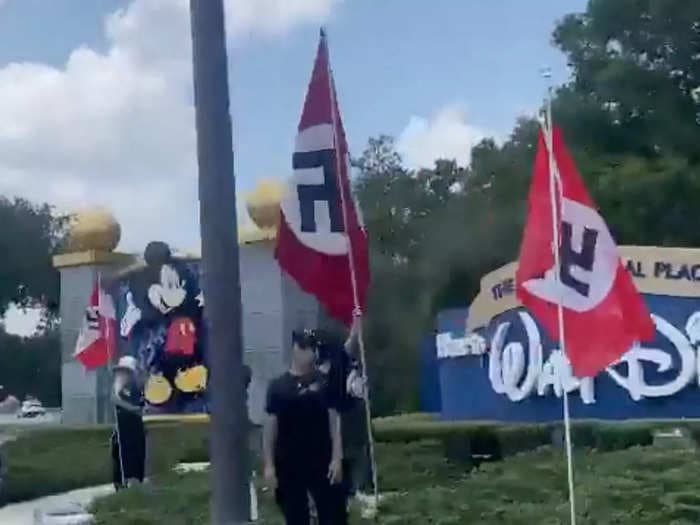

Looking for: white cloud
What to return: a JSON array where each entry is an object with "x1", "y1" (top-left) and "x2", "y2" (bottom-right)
[
  {"x1": 396, "y1": 104, "x2": 490, "y2": 170},
  {"x1": 0, "y1": 0, "x2": 338, "y2": 252}
]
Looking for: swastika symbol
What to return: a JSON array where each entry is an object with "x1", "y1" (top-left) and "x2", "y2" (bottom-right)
[
  {"x1": 293, "y1": 149, "x2": 343, "y2": 233},
  {"x1": 560, "y1": 221, "x2": 599, "y2": 297}
]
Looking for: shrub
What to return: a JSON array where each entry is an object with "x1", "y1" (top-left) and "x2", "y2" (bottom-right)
[
  {"x1": 0, "y1": 426, "x2": 112, "y2": 505},
  {"x1": 374, "y1": 414, "x2": 662, "y2": 465},
  {"x1": 0, "y1": 421, "x2": 211, "y2": 505},
  {"x1": 591, "y1": 423, "x2": 654, "y2": 451}
]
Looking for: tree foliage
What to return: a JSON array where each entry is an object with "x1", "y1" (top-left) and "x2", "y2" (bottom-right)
[
  {"x1": 0, "y1": 198, "x2": 65, "y2": 406},
  {"x1": 355, "y1": 0, "x2": 700, "y2": 414},
  {"x1": 0, "y1": 329, "x2": 61, "y2": 406},
  {"x1": 0, "y1": 197, "x2": 67, "y2": 315}
]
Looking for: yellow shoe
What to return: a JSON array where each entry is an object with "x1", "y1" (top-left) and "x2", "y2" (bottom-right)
[
  {"x1": 145, "y1": 374, "x2": 173, "y2": 405},
  {"x1": 174, "y1": 365, "x2": 208, "y2": 393}
]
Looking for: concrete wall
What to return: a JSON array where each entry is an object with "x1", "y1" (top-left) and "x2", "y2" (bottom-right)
[
  {"x1": 239, "y1": 241, "x2": 287, "y2": 425},
  {"x1": 237, "y1": 240, "x2": 322, "y2": 425}
]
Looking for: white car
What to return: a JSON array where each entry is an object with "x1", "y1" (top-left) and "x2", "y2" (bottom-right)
[{"x1": 17, "y1": 399, "x2": 46, "y2": 419}]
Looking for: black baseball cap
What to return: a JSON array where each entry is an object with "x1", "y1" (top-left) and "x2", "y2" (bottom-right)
[
  {"x1": 292, "y1": 329, "x2": 318, "y2": 350},
  {"x1": 314, "y1": 330, "x2": 343, "y2": 361}
]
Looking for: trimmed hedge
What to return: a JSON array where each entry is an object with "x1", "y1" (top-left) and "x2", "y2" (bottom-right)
[
  {"x1": 0, "y1": 421, "x2": 210, "y2": 505},
  {"x1": 1, "y1": 414, "x2": 696, "y2": 505},
  {"x1": 373, "y1": 415, "x2": 661, "y2": 467}
]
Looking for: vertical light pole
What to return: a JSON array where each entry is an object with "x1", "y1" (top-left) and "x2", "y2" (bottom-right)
[{"x1": 189, "y1": 1, "x2": 250, "y2": 523}]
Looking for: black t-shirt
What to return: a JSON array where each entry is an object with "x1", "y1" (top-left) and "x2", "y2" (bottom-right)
[
  {"x1": 265, "y1": 370, "x2": 332, "y2": 475},
  {"x1": 318, "y1": 345, "x2": 356, "y2": 413}
]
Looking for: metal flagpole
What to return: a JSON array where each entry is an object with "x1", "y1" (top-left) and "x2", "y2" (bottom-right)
[
  {"x1": 100, "y1": 273, "x2": 126, "y2": 489},
  {"x1": 323, "y1": 28, "x2": 381, "y2": 512},
  {"x1": 541, "y1": 73, "x2": 577, "y2": 525},
  {"x1": 189, "y1": 1, "x2": 251, "y2": 523}
]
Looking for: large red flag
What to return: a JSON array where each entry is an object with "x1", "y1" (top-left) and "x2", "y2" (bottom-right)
[
  {"x1": 74, "y1": 277, "x2": 117, "y2": 370},
  {"x1": 275, "y1": 29, "x2": 369, "y2": 326},
  {"x1": 515, "y1": 125, "x2": 655, "y2": 377}
]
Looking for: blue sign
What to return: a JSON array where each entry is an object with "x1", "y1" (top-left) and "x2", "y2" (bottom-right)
[{"x1": 436, "y1": 247, "x2": 700, "y2": 422}]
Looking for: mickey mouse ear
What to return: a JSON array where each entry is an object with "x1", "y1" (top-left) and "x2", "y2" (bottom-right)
[{"x1": 144, "y1": 241, "x2": 172, "y2": 267}]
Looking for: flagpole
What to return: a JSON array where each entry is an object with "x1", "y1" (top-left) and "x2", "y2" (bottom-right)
[
  {"x1": 99, "y1": 273, "x2": 126, "y2": 489},
  {"x1": 322, "y1": 28, "x2": 380, "y2": 511},
  {"x1": 541, "y1": 72, "x2": 576, "y2": 525}
]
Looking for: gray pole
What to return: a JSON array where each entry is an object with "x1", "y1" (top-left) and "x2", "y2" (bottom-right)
[{"x1": 189, "y1": 1, "x2": 250, "y2": 524}]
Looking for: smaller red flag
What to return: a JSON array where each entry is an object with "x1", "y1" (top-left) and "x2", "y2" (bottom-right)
[
  {"x1": 515, "y1": 125, "x2": 655, "y2": 377},
  {"x1": 74, "y1": 278, "x2": 116, "y2": 370}
]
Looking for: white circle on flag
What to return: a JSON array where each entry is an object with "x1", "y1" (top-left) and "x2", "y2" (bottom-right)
[
  {"x1": 522, "y1": 198, "x2": 618, "y2": 312},
  {"x1": 280, "y1": 124, "x2": 349, "y2": 256}
]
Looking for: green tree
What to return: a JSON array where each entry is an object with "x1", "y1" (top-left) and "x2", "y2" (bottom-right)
[
  {"x1": 353, "y1": 0, "x2": 700, "y2": 415},
  {"x1": 552, "y1": 0, "x2": 700, "y2": 246},
  {"x1": 0, "y1": 329, "x2": 61, "y2": 406},
  {"x1": 554, "y1": 0, "x2": 700, "y2": 160},
  {"x1": 0, "y1": 197, "x2": 67, "y2": 316}
]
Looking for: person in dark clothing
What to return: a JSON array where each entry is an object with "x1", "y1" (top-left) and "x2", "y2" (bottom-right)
[
  {"x1": 315, "y1": 318, "x2": 372, "y2": 499},
  {"x1": 264, "y1": 330, "x2": 346, "y2": 525},
  {"x1": 111, "y1": 355, "x2": 146, "y2": 491}
]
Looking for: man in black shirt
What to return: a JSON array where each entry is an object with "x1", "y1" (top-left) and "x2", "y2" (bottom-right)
[
  {"x1": 264, "y1": 330, "x2": 346, "y2": 525},
  {"x1": 315, "y1": 319, "x2": 371, "y2": 499}
]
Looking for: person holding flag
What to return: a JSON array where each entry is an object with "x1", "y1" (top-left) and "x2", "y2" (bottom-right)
[
  {"x1": 73, "y1": 277, "x2": 147, "y2": 490},
  {"x1": 314, "y1": 316, "x2": 372, "y2": 501},
  {"x1": 275, "y1": 27, "x2": 378, "y2": 518}
]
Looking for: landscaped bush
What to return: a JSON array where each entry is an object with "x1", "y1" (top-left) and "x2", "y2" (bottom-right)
[
  {"x1": 374, "y1": 414, "x2": 662, "y2": 466},
  {"x1": 0, "y1": 426, "x2": 112, "y2": 505},
  {"x1": 0, "y1": 421, "x2": 211, "y2": 505},
  {"x1": 92, "y1": 441, "x2": 700, "y2": 524},
  {"x1": 591, "y1": 423, "x2": 654, "y2": 451},
  {"x1": 0, "y1": 414, "x2": 688, "y2": 506}
]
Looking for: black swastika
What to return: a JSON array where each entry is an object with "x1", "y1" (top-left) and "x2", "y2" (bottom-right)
[
  {"x1": 293, "y1": 149, "x2": 343, "y2": 233},
  {"x1": 560, "y1": 221, "x2": 598, "y2": 297}
]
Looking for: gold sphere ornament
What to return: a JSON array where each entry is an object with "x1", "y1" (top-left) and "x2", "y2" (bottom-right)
[
  {"x1": 67, "y1": 207, "x2": 121, "y2": 252},
  {"x1": 245, "y1": 179, "x2": 284, "y2": 230}
]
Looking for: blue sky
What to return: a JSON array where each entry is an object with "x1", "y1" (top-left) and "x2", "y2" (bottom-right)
[{"x1": 0, "y1": 0, "x2": 587, "y2": 256}]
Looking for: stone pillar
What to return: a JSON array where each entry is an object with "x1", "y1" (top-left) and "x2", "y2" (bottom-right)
[
  {"x1": 241, "y1": 179, "x2": 322, "y2": 426},
  {"x1": 239, "y1": 239, "x2": 287, "y2": 426},
  {"x1": 53, "y1": 209, "x2": 134, "y2": 426}
]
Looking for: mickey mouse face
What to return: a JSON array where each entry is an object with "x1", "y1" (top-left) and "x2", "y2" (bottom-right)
[{"x1": 148, "y1": 264, "x2": 186, "y2": 315}]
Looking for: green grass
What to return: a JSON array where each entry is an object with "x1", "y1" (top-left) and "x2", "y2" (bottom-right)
[
  {"x1": 91, "y1": 440, "x2": 454, "y2": 525},
  {"x1": 0, "y1": 422, "x2": 209, "y2": 505},
  {"x1": 92, "y1": 442, "x2": 700, "y2": 524},
  {"x1": 5, "y1": 415, "x2": 700, "y2": 523}
]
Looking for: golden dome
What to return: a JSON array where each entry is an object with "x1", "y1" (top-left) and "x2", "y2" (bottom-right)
[
  {"x1": 67, "y1": 207, "x2": 121, "y2": 253},
  {"x1": 245, "y1": 179, "x2": 284, "y2": 230}
]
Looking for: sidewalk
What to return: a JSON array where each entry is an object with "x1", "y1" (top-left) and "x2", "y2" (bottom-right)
[{"x1": 0, "y1": 484, "x2": 113, "y2": 525}]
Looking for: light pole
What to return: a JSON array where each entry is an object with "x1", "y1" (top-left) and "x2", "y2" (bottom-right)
[{"x1": 189, "y1": 1, "x2": 250, "y2": 523}]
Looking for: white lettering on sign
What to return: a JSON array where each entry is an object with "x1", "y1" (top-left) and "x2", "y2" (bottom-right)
[
  {"x1": 438, "y1": 310, "x2": 700, "y2": 404},
  {"x1": 488, "y1": 312, "x2": 542, "y2": 402},
  {"x1": 436, "y1": 332, "x2": 487, "y2": 358},
  {"x1": 606, "y1": 315, "x2": 695, "y2": 400}
]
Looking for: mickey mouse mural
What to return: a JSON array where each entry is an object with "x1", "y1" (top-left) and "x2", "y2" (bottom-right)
[{"x1": 115, "y1": 241, "x2": 208, "y2": 414}]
